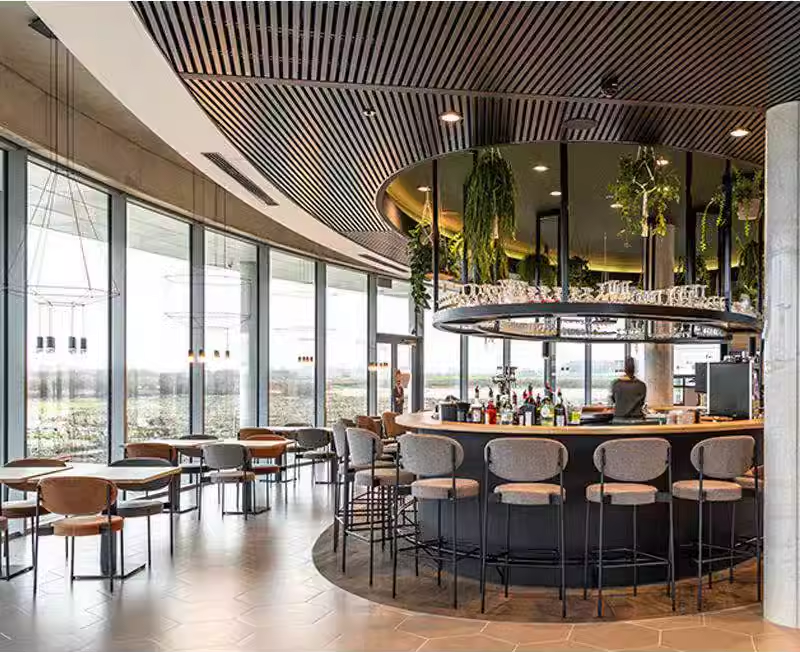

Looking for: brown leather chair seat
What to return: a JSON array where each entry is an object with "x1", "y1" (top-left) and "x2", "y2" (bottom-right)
[
  {"x1": 53, "y1": 515, "x2": 124, "y2": 537},
  {"x1": 251, "y1": 464, "x2": 280, "y2": 475},
  {"x1": 2, "y1": 499, "x2": 48, "y2": 518}
]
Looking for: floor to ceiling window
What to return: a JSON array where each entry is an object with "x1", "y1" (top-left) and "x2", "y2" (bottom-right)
[
  {"x1": 510, "y1": 340, "x2": 545, "y2": 397},
  {"x1": 26, "y1": 163, "x2": 109, "y2": 461},
  {"x1": 269, "y1": 251, "x2": 315, "y2": 426},
  {"x1": 326, "y1": 266, "x2": 367, "y2": 424},
  {"x1": 423, "y1": 307, "x2": 460, "y2": 408},
  {"x1": 126, "y1": 204, "x2": 190, "y2": 441},
  {"x1": 377, "y1": 279, "x2": 412, "y2": 335},
  {"x1": 555, "y1": 342, "x2": 586, "y2": 406},
  {"x1": 590, "y1": 343, "x2": 625, "y2": 404},
  {"x1": 203, "y1": 232, "x2": 257, "y2": 437},
  {"x1": 468, "y1": 336, "x2": 503, "y2": 397}
]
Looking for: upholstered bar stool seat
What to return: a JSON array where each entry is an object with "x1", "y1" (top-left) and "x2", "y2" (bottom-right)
[
  {"x1": 495, "y1": 482, "x2": 562, "y2": 506},
  {"x1": 349, "y1": 460, "x2": 394, "y2": 472},
  {"x1": 411, "y1": 477, "x2": 479, "y2": 500},
  {"x1": 354, "y1": 467, "x2": 414, "y2": 487},
  {"x1": 735, "y1": 466, "x2": 764, "y2": 491},
  {"x1": 251, "y1": 464, "x2": 280, "y2": 475},
  {"x1": 53, "y1": 515, "x2": 124, "y2": 537},
  {"x1": 208, "y1": 470, "x2": 256, "y2": 483},
  {"x1": 116, "y1": 499, "x2": 164, "y2": 518},
  {"x1": 672, "y1": 479, "x2": 742, "y2": 501},
  {"x1": 586, "y1": 483, "x2": 658, "y2": 506},
  {"x1": 2, "y1": 498, "x2": 48, "y2": 518}
]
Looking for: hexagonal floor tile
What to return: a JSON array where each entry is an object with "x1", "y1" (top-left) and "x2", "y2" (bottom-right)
[
  {"x1": 398, "y1": 615, "x2": 487, "y2": 639},
  {"x1": 417, "y1": 633, "x2": 514, "y2": 652},
  {"x1": 238, "y1": 602, "x2": 331, "y2": 627},
  {"x1": 661, "y1": 626, "x2": 755, "y2": 652},
  {"x1": 571, "y1": 622, "x2": 660, "y2": 651},
  {"x1": 324, "y1": 629, "x2": 425, "y2": 652},
  {"x1": 482, "y1": 622, "x2": 572, "y2": 645},
  {"x1": 755, "y1": 631, "x2": 800, "y2": 652}
]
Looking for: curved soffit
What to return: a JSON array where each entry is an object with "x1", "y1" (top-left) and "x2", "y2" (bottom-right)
[{"x1": 27, "y1": 0, "x2": 407, "y2": 277}]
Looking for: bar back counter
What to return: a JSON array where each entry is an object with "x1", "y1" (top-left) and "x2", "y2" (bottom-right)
[{"x1": 396, "y1": 412, "x2": 763, "y2": 588}]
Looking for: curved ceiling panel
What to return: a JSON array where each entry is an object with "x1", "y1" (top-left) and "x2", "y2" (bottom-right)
[{"x1": 130, "y1": 2, "x2": 793, "y2": 263}]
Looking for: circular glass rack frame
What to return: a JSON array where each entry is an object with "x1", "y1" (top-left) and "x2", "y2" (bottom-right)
[{"x1": 433, "y1": 301, "x2": 760, "y2": 344}]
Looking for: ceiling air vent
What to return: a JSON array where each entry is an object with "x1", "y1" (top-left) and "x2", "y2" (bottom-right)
[{"x1": 201, "y1": 153, "x2": 278, "y2": 206}]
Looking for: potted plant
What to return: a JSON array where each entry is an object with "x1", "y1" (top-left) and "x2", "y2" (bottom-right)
[
  {"x1": 735, "y1": 236, "x2": 761, "y2": 303},
  {"x1": 517, "y1": 246, "x2": 557, "y2": 286},
  {"x1": 463, "y1": 148, "x2": 517, "y2": 282},
  {"x1": 699, "y1": 168, "x2": 763, "y2": 251},
  {"x1": 675, "y1": 253, "x2": 710, "y2": 288},
  {"x1": 408, "y1": 221, "x2": 460, "y2": 312},
  {"x1": 608, "y1": 146, "x2": 680, "y2": 246},
  {"x1": 568, "y1": 255, "x2": 600, "y2": 288}
]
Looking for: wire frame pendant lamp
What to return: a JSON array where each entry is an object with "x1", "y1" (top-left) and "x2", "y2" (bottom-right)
[{"x1": 3, "y1": 35, "x2": 118, "y2": 356}]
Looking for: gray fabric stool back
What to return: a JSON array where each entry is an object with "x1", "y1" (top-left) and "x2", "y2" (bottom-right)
[
  {"x1": 690, "y1": 436, "x2": 755, "y2": 479},
  {"x1": 332, "y1": 420, "x2": 349, "y2": 459},
  {"x1": 398, "y1": 433, "x2": 464, "y2": 477},
  {"x1": 204, "y1": 443, "x2": 250, "y2": 471},
  {"x1": 346, "y1": 428, "x2": 384, "y2": 467},
  {"x1": 593, "y1": 438, "x2": 670, "y2": 481},
  {"x1": 178, "y1": 434, "x2": 217, "y2": 458},
  {"x1": 296, "y1": 428, "x2": 330, "y2": 451},
  {"x1": 485, "y1": 437, "x2": 567, "y2": 482}
]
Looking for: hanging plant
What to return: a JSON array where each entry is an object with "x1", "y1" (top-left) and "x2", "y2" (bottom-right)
[
  {"x1": 408, "y1": 222, "x2": 433, "y2": 311},
  {"x1": 699, "y1": 168, "x2": 763, "y2": 251},
  {"x1": 568, "y1": 255, "x2": 600, "y2": 288},
  {"x1": 463, "y1": 148, "x2": 517, "y2": 282},
  {"x1": 518, "y1": 246, "x2": 557, "y2": 286},
  {"x1": 735, "y1": 236, "x2": 761, "y2": 303},
  {"x1": 675, "y1": 253, "x2": 710, "y2": 288},
  {"x1": 608, "y1": 146, "x2": 680, "y2": 246}
]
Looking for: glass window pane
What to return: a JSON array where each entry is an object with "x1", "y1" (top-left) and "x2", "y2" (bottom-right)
[
  {"x1": 205, "y1": 232, "x2": 257, "y2": 437},
  {"x1": 591, "y1": 343, "x2": 625, "y2": 405},
  {"x1": 377, "y1": 279, "x2": 411, "y2": 335},
  {"x1": 126, "y1": 204, "x2": 190, "y2": 441},
  {"x1": 269, "y1": 251, "x2": 315, "y2": 426},
  {"x1": 674, "y1": 344, "x2": 720, "y2": 375},
  {"x1": 468, "y1": 337, "x2": 503, "y2": 395},
  {"x1": 510, "y1": 341, "x2": 545, "y2": 396},
  {"x1": 26, "y1": 163, "x2": 109, "y2": 461},
  {"x1": 326, "y1": 266, "x2": 367, "y2": 424},
  {"x1": 424, "y1": 309, "x2": 460, "y2": 408},
  {"x1": 556, "y1": 343, "x2": 585, "y2": 406}
]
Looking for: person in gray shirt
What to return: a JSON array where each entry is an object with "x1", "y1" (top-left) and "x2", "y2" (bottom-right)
[{"x1": 610, "y1": 357, "x2": 647, "y2": 420}]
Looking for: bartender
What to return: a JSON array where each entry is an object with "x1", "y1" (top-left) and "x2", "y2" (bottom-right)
[{"x1": 610, "y1": 356, "x2": 647, "y2": 421}]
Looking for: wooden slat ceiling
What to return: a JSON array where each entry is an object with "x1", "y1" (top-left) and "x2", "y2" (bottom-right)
[{"x1": 133, "y1": 1, "x2": 799, "y2": 263}]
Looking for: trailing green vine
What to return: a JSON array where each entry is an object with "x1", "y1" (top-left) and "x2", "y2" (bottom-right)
[
  {"x1": 608, "y1": 146, "x2": 680, "y2": 246},
  {"x1": 699, "y1": 168, "x2": 763, "y2": 252},
  {"x1": 517, "y1": 247, "x2": 557, "y2": 286},
  {"x1": 735, "y1": 236, "x2": 761, "y2": 303},
  {"x1": 463, "y1": 148, "x2": 517, "y2": 282}
]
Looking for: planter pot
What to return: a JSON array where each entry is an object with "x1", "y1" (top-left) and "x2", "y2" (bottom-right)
[
  {"x1": 738, "y1": 198, "x2": 761, "y2": 221},
  {"x1": 424, "y1": 271, "x2": 456, "y2": 281}
]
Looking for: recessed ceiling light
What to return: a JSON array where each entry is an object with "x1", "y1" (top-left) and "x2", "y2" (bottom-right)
[
  {"x1": 439, "y1": 110, "x2": 462, "y2": 123},
  {"x1": 563, "y1": 117, "x2": 598, "y2": 131},
  {"x1": 730, "y1": 127, "x2": 751, "y2": 138},
  {"x1": 550, "y1": 190, "x2": 562, "y2": 197},
  {"x1": 610, "y1": 202, "x2": 623, "y2": 209},
  {"x1": 362, "y1": 108, "x2": 376, "y2": 117},
  {"x1": 533, "y1": 165, "x2": 549, "y2": 172},
  {"x1": 655, "y1": 157, "x2": 669, "y2": 167},
  {"x1": 417, "y1": 185, "x2": 431, "y2": 192}
]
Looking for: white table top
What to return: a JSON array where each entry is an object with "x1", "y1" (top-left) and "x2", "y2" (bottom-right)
[
  {"x1": 0, "y1": 466, "x2": 71, "y2": 483},
  {"x1": 132, "y1": 439, "x2": 289, "y2": 459},
  {"x1": 55, "y1": 463, "x2": 181, "y2": 487}
]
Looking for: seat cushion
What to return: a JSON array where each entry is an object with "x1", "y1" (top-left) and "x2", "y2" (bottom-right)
[
  {"x1": 672, "y1": 479, "x2": 742, "y2": 502},
  {"x1": 347, "y1": 460, "x2": 395, "y2": 472},
  {"x1": 53, "y1": 515, "x2": 124, "y2": 537},
  {"x1": 0, "y1": 516, "x2": 7, "y2": 532},
  {"x1": 354, "y1": 467, "x2": 414, "y2": 487},
  {"x1": 735, "y1": 475, "x2": 762, "y2": 491},
  {"x1": 411, "y1": 477, "x2": 480, "y2": 500},
  {"x1": 251, "y1": 464, "x2": 280, "y2": 475},
  {"x1": 586, "y1": 483, "x2": 657, "y2": 506},
  {"x1": 495, "y1": 482, "x2": 563, "y2": 506},
  {"x1": 180, "y1": 463, "x2": 206, "y2": 474},
  {"x1": 382, "y1": 443, "x2": 398, "y2": 455},
  {"x1": 297, "y1": 450, "x2": 336, "y2": 460},
  {"x1": 207, "y1": 470, "x2": 257, "y2": 484},
  {"x1": 116, "y1": 499, "x2": 164, "y2": 518},
  {"x1": 2, "y1": 498, "x2": 48, "y2": 519}
]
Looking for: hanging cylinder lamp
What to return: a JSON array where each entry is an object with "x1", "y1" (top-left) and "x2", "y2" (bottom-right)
[
  {"x1": 80, "y1": 337, "x2": 87, "y2": 355},
  {"x1": 46, "y1": 336, "x2": 56, "y2": 353},
  {"x1": 68, "y1": 336, "x2": 77, "y2": 354},
  {"x1": 36, "y1": 336, "x2": 44, "y2": 354},
  {"x1": 198, "y1": 348, "x2": 206, "y2": 363},
  {"x1": 224, "y1": 349, "x2": 231, "y2": 360},
  {"x1": 213, "y1": 349, "x2": 221, "y2": 360},
  {"x1": 187, "y1": 349, "x2": 195, "y2": 364}
]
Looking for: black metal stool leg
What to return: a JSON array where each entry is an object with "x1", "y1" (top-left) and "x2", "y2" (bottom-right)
[
  {"x1": 597, "y1": 496, "x2": 604, "y2": 618},
  {"x1": 707, "y1": 502, "x2": 713, "y2": 588},
  {"x1": 697, "y1": 495, "x2": 704, "y2": 612},
  {"x1": 632, "y1": 505, "x2": 638, "y2": 596},
  {"x1": 480, "y1": 493, "x2": 489, "y2": 614},
  {"x1": 583, "y1": 501, "x2": 590, "y2": 600},
  {"x1": 729, "y1": 502, "x2": 736, "y2": 583},
  {"x1": 413, "y1": 498, "x2": 419, "y2": 577},
  {"x1": 755, "y1": 488, "x2": 762, "y2": 602},
  {"x1": 70, "y1": 537, "x2": 75, "y2": 582},
  {"x1": 436, "y1": 501, "x2": 442, "y2": 587},
  {"x1": 452, "y1": 494, "x2": 458, "y2": 609},
  {"x1": 504, "y1": 503, "x2": 511, "y2": 598}
]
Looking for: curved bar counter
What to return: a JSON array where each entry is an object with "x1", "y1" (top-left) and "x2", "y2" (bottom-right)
[{"x1": 396, "y1": 412, "x2": 763, "y2": 588}]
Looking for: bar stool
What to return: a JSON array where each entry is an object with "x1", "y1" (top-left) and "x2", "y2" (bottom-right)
[
  {"x1": 391, "y1": 433, "x2": 480, "y2": 609},
  {"x1": 480, "y1": 437, "x2": 568, "y2": 617},
  {"x1": 345, "y1": 427, "x2": 413, "y2": 586},
  {"x1": 203, "y1": 443, "x2": 258, "y2": 518},
  {"x1": 672, "y1": 435, "x2": 758, "y2": 611},
  {"x1": 584, "y1": 438, "x2": 675, "y2": 617},
  {"x1": 295, "y1": 428, "x2": 336, "y2": 484},
  {"x1": 177, "y1": 435, "x2": 217, "y2": 517}
]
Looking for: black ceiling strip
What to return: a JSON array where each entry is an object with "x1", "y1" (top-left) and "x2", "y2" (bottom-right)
[{"x1": 234, "y1": 2, "x2": 251, "y2": 77}]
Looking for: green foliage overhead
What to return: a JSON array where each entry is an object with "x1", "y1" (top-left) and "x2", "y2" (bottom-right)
[
  {"x1": 675, "y1": 253, "x2": 710, "y2": 288},
  {"x1": 608, "y1": 146, "x2": 680, "y2": 246},
  {"x1": 407, "y1": 223, "x2": 432, "y2": 311},
  {"x1": 463, "y1": 148, "x2": 517, "y2": 282},
  {"x1": 568, "y1": 255, "x2": 600, "y2": 288},
  {"x1": 736, "y1": 236, "x2": 761, "y2": 303},
  {"x1": 518, "y1": 249, "x2": 557, "y2": 286},
  {"x1": 699, "y1": 168, "x2": 763, "y2": 252}
]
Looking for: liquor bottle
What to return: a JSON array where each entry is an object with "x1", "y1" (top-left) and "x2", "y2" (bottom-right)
[
  {"x1": 554, "y1": 395, "x2": 566, "y2": 427},
  {"x1": 470, "y1": 387, "x2": 483, "y2": 423},
  {"x1": 540, "y1": 395, "x2": 554, "y2": 426},
  {"x1": 521, "y1": 387, "x2": 529, "y2": 404},
  {"x1": 527, "y1": 384, "x2": 534, "y2": 404},
  {"x1": 485, "y1": 399, "x2": 498, "y2": 425},
  {"x1": 534, "y1": 393, "x2": 542, "y2": 425}
]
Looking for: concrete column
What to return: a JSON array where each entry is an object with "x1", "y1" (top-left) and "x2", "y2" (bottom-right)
[
  {"x1": 764, "y1": 101, "x2": 800, "y2": 627},
  {"x1": 643, "y1": 225, "x2": 675, "y2": 407}
]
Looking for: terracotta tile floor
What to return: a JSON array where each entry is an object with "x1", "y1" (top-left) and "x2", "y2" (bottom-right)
[{"x1": 0, "y1": 472, "x2": 794, "y2": 652}]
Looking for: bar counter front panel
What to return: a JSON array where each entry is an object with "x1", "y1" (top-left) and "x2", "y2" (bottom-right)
[{"x1": 395, "y1": 412, "x2": 763, "y2": 588}]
